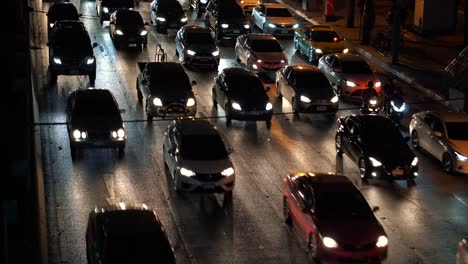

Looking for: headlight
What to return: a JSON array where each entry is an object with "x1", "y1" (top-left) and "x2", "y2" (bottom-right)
[
  {"x1": 391, "y1": 101, "x2": 405, "y2": 112},
  {"x1": 73, "y1": 129, "x2": 87, "y2": 140},
  {"x1": 343, "y1": 48, "x2": 349, "y2": 53},
  {"x1": 315, "y1": 48, "x2": 323, "y2": 54},
  {"x1": 187, "y1": 49, "x2": 196, "y2": 56},
  {"x1": 322, "y1": 237, "x2": 338, "y2": 248},
  {"x1": 374, "y1": 81, "x2": 382, "y2": 88},
  {"x1": 115, "y1": 29, "x2": 124, "y2": 35},
  {"x1": 103, "y1": 7, "x2": 109, "y2": 13},
  {"x1": 117, "y1": 128, "x2": 125, "y2": 138},
  {"x1": 293, "y1": 23, "x2": 299, "y2": 29},
  {"x1": 86, "y1": 57, "x2": 95, "y2": 65},
  {"x1": 244, "y1": 24, "x2": 250, "y2": 29},
  {"x1": 265, "y1": 102, "x2": 272, "y2": 110},
  {"x1": 369, "y1": 157, "x2": 382, "y2": 167},
  {"x1": 49, "y1": 23, "x2": 54, "y2": 28},
  {"x1": 153, "y1": 98, "x2": 163, "y2": 106},
  {"x1": 180, "y1": 167, "x2": 196, "y2": 177},
  {"x1": 256, "y1": 59, "x2": 262, "y2": 63},
  {"x1": 212, "y1": 50, "x2": 219, "y2": 56},
  {"x1": 300, "y1": 95, "x2": 311, "y2": 103},
  {"x1": 369, "y1": 99, "x2": 378, "y2": 105},
  {"x1": 221, "y1": 23, "x2": 229, "y2": 28},
  {"x1": 346, "y1": 81, "x2": 356, "y2": 87},
  {"x1": 376, "y1": 236, "x2": 388, "y2": 248},
  {"x1": 186, "y1": 98, "x2": 196, "y2": 107},
  {"x1": 280, "y1": 59, "x2": 286, "y2": 63},
  {"x1": 112, "y1": 131, "x2": 118, "y2": 138},
  {"x1": 252, "y1": 64, "x2": 258, "y2": 70},
  {"x1": 140, "y1": 30, "x2": 148, "y2": 36},
  {"x1": 411, "y1": 157, "x2": 418, "y2": 166},
  {"x1": 232, "y1": 102, "x2": 242, "y2": 110},
  {"x1": 200, "y1": 0, "x2": 208, "y2": 3},
  {"x1": 330, "y1": 95, "x2": 339, "y2": 103},
  {"x1": 455, "y1": 151, "x2": 468, "y2": 161},
  {"x1": 181, "y1": 17, "x2": 188, "y2": 22},
  {"x1": 53, "y1": 57, "x2": 62, "y2": 65},
  {"x1": 157, "y1": 17, "x2": 166, "y2": 22},
  {"x1": 221, "y1": 167, "x2": 235, "y2": 176},
  {"x1": 268, "y1": 23, "x2": 277, "y2": 28}
]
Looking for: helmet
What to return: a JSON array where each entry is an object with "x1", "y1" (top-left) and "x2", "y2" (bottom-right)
[{"x1": 367, "y1": 80, "x2": 374, "y2": 88}]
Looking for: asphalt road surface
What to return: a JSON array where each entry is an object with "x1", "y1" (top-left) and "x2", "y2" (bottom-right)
[{"x1": 31, "y1": 1, "x2": 468, "y2": 263}]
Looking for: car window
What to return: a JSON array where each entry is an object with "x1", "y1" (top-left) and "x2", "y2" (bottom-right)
[
  {"x1": 430, "y1": 118, "x2": 445, "y2": 134},
  {"x1": 302, "y1": 28, "x2": 311, "y2": 38},
  {"x1": 250, "y1": 39, "x2": 282, "y2": 52},
  {"x1": 423, "y1": 113, "x2": 435, "y2": 126},
  {"x1": 287, "y1": 70, "x2": 295, "y2": 83},
  {"x1": 332, "y1": 58, "x2": 341, "y2": 69},
  {"x1": 295, "y1": 178, "x2": 314, "y2": 208},
  {"x1": 282, "y1": 67, "x2": 291, "y2": 79},
  {"x1": 445, "y1": 122, "x2": 468, "y2": 140},
  {"x1": 117, "y1": 12, "x2": 144, "y2": 26},
  {"x1": 346, "y1": 118, "x2": 355, "y2": 133},
  {"x1": 325, "y1": 55, "x2": 334, "y2": 65}
]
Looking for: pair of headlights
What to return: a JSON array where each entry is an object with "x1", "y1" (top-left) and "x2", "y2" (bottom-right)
[
  {"x1": 186, "y1": 50, "x2": 219, "y2": 57},
  {"x1": 53, "y1": 57, "x2": 95, "y2": 65},
  {"x1": 180, "y1": 166, "x2": 235, "y2": 177},
  {"x1": 231, "y1": 102, "x2": 272, "y2": 111},
  {"x1": 299, "y1": 95, "x2": 338, "y2": 104},
  {"x1": 115, "y1": 29, "x2": 147, "y2": 36},
  {"x1": 321, "y1": 235, "x2": 388, "y2": 249},
  {"x1": 346, "y1": 81, "x2": 382, "y2": 88},
  {"x1": 369, "y1": 157, "x2": 418, "y2": 167},
  {"x1": 153, "y1": 98, "x2": 196, "y2": 107},
  {"x1": 268, "y1": 23, "x2": 299, "y2": 29},
  {"x1": 221, "y1": 24, "x2": 250, "y2": 29},
  {"x1": 157, "y1": 17, "x2": 187, "y2": 22},
  {"x1": 72, "y1": 128, "x2": 125, "y2": 140}
]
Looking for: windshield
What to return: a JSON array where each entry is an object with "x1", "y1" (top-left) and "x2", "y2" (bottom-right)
[
  {"x1": 445, "y1": 122, "x2": 468, "y2": 140},
  {"x1": 74, "y1": 94, "x2": 119, "y2": 117},
  {"x1": 228, "y1": 76, "x2": 266, "y2": 97},
  {"x1": 251, "y1": 39, "x2": 282, "y2": 52},
  {"x1": 118, "y1": 12, "x2": 143, "y2": 25},
  {"x1": 219, "y1": 4, "x2": 245, "y2": 19},
  {"x1": 341, "y1": 61, "x2": 372, "y2": 74},
  {"x1": 316, "y1": 191, "x2": 372, "y2": 218},
  {"x1": 55, "y1": 32, "x2": 91, "y2": 49},
  {"x1": 295, "y1": 72, "x2": 334, "y2": 97},
  {"x1": 149, "y1": 72, "x2": 190, "y2": 91},
  {"x1": 361, "y1": 119, "x2": 405, "y2": 145},
  {"x1": 310, "y1": 31, "x2": 340, "y2": 42},
  {"x1": 266, "y1": 8, "x2": 292, "y2": 17},
  {"x1": 103, "y1": 0, "x2": 134, "y2": 8},
  {"x1": 180, "y1": 135, "x2": 228, "y2": 160},
  {"x1": 186, "y1": 32, "x2": 214, "y2": 44}
]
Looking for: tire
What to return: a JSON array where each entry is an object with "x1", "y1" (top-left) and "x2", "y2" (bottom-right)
[
  {"x1": 411, "y1": 131, "x2": 420, "y2": 149},
  {"x1": 308, "y1": 233, "x2": 319, "y2": 261},
  {"x1": 225, "y1": 103, "x2": 232, "y2": 126},
  {"x1": 175, "y1": 49, "x2": 179, "y2": 57},
  {"x1": 136, "y1": 81, "x2": 143, "y2": 101},
  {"x1": 442, "y1": 153, "x2": 454, "y2": 174},
  {"x1": 89, "y1": 73, "x2": 96, "y2": 86},
  {"x1": 70, "y1": 145, "x2": 79, "y2": 160},
  {"x1": 212, "y1": 89, "x2": 217, "y2": 107},
  {"x1": 100, "y1": 17, "x2": 103, "y2": 25},
  {"x1": 147, "y1": 113, "x2": 153, "y2": 122},
  {"x1": 292, "y1": 97, "x2": 300, "y2": 115},
  {"x1": 283, "y1": 197, "x2": 292, "y2": 225},
  {"x1": 266, "y1": 120, "x2": 272, "y2": 129},
  {"x1": 335, "y1": 134, "x2": 343, "y2": 155},
  {"x1": 359, "y1": 158, "x2": 369, "y2": 180}
]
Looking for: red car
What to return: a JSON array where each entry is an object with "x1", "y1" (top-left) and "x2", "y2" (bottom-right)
[{"x1": 282, "y1": 172, "x2": 388, "y2": 263}]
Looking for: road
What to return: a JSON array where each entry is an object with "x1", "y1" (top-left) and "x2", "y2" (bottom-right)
[{"x1": 31, "y1": 1, "x2": 468, "y2": 263}]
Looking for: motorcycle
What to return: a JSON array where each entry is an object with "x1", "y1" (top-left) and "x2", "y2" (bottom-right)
[
  {"x1": 360, "y1": 96, "x2": 381, "y2": 115},
  {"x1": 384, "y1": 94, "x2": 406, "y2": 124}
]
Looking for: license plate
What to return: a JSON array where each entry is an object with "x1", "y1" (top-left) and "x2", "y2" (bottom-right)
[
  {"x1": 199, "y1": 59, "x2": 209, "y2": 62},
  {"x1": 69, "y1": 70, "x2": 79, "y2": 75},
  {"x1": 233, "y1": 30, "x2": 240, "y2": 33},
  {"x1": 203, "y1": 184, "x2": 215, "y2": 190},
  {"x1": 317, "y1": 106, "x2": 327, "y2": 111},
  {"x1": 128, "y1": 43, "x2": 137, "y2": 47},
  {"x1": 282, "y1": 29, "x2": 288, "y2": 34},
  {"x1": 250, "y1": 110, "x2": 263, "y2": 115},
  {"x1": 392, "y1": 169, "x2": 404, "y2": 176},
  {"x1": 128, "y1": 38, "x2": 136, "y2": 42}
]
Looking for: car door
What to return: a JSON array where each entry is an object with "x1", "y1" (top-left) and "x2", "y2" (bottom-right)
[
  {"x1": 175, "y1": 28, "x2": 185, "y2": 59},
  {"x1": 238, "y1": 37, "x2": 249, "y2": 64},
  {"x1": 139, "y1": 68, "x2": 152, "y2": 99},
  {"x1": 96, "y1": 0, "x2": 102, "y2": 16},
  {"x1": 427, "y1": 116, "x2": 447, "y2": 159},
  {"x1": 253, "y1": 5, "x2": 265, "y2": 29},
  {"x1": 321, "y1": 55, "x2": 334, "y2": 80},
  {"x1": 294, "y1": 178, "x2": 316, "y2": 241},
  {"x1": 330, "y1": 56, "x2": 342, "y2": 85},
  {"x1": 420, "y1": 113, "x2": 435, "y2": 151},
  {"x1": 66, "y1": 93, "x2": 75, "y2": 135},
  {"x1": 109, "y1": 13, "x2": 116, "y2": 38}
]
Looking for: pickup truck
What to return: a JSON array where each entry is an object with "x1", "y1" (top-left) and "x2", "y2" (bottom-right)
[{"x1": 136, "y1": 62, "x2": 197, "y2": 121}]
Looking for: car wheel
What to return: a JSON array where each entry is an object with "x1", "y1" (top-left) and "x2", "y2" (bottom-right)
[
  {"x1": 307, "y1": 49, "x2": 314, "y2": 63},
  {"x1": 308, "y1": 233, "x2": 319, "y2": 261},
  {"x1": 283, "y1": 197, "x2": 292, "y2": 225},
  {"x1": 292, "y1": 97, "x2": 300, "y2": 115},
  {"x1": 359, "y1": 158, "x2": 369, "y2": 180},
  {"x1": 442, "y1": 153, "x2": 454, "y2": 174},
  {"x1": 136, "y1": 82, "x2": 143, "y2": 101},
  {"x1": 212, "y1": 89, "x2": 217, "y2": 107},
  {"x1": 411, "y1": 131, "x2": 420, "y2": 149},
  {"x1": 335, "y1": 134, "x2": 343, "y2": 155},
  {"x1": 225, "y1": 103, "x2": 232, "y2": 126},
  {"x1": 174, "y1": 176, "x2": 182, "y2": 193},
  {"x1": 100, "y1": 17, "x2": 103, "y2": 25},
  {"x1": 276, "y1": 82, "x2": 282, "y2": 98},
  {"x1": 89, "y1": 73, "x2": 96, "y2": 86},
  {"x1": 50, "y1": 71, "x2": 57, "y2": 85},
  {"x1": 175, "y1": 49, "x2": 179, "y2": 57}
]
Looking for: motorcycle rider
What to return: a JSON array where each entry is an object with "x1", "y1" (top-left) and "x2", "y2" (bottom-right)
[
  {"x1": 361, "y1": 81, "x2": 379, "y2": 113},
  {"x1": 383, "y1": 80, "x2": 403, "y2": 113}
]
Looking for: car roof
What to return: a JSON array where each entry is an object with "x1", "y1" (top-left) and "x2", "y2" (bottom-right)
[
  {"x1": 49, "y1": 2, "x2": 76, "y2": 10},
  {"x1": 289, "y1": 65, "x2": 322, "y2": 73},
  {"x1": 184, "y1": 25, "x2": 211, "y2": 34},
  {"x1": 263, "y1": 3, "x2": 287, "y2": 8},
  {"x1": 177, "y1": 119, "x2": 219, "y2": 136},
  {"x1": 334, "y1": 53, "x2": 364, "y2": 62},
  {"x1": 426, "y1": 110, "x2": 468, "y2": 122},
  {"x1": 71, "y1": 88, "x2": 114, "y2": 98},
  {"x1": 289, "y1": 172, "x2": 358, "y2": 193},
  {"x1": 246, "y1": 33, "x2": 277, "y2": 40},
  {"x1": 222, "y1": 67, "x2": 258, "y2": 78}
]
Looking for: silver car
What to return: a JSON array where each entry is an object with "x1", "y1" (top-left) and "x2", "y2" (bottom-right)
[
  {"x1": 250, "y1": 3, "x2": 298, "y2": 36},
  {"x1": 409, "y1": 110, "x2": 468, "y2": 174},
  {"x1": 235, "y1": 33, "x2": 287, "y2": 72}
]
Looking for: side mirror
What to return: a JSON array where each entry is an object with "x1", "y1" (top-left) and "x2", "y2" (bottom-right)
[
  {"x1": 191, "y1": 80, "x2": 197, "y2": 86},
  {"x1": 92, "y1": 43, "x2": 99, "y2": 48},
  {"x1": 433, "y1": 131, "x2": 442, "y2": 138},
  {"x1": 265, "y1": 87, "x2": 271, "y2": 92},
  {"x1": 372, "y1": 206, "x2": 380, "y2": 212}
]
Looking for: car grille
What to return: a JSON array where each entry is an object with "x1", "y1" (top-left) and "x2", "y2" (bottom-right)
[
  {"x1": 88, "y1": 131, "x2": 110, "y2": 140},
  {"x1": 62, "y1": 57, "x2": 83, "y2": 66},
  {"x1": 193, "y1": 173, "x2": 223, "y2": 182},
  {"x1": 340, "y1": 242, "x2": 376, "y2": 251}
]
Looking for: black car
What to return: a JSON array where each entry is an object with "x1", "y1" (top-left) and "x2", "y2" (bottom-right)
[
  {"x1": 66, "y1": 89, "x2": 126, "y2": 159},
  {"x1": 48, "y1": 21, "x2": 97, "y2": 84},
  {"x1": 205, "y1": 0, "x2": 251, "y2": 43},
  {"x1": 96, "y1": 0, "x2": 135, "y2": 25},
  {"x1": 212, "y1": 67, "x2": 273, "y2": 127},
  {"x1": 109, "y1": 9, "x2": 148, "y2": 49},
  {"x1": 175, "y1": 25, "x2": 220, "y2": 69},
  {"x1": 46, "y1": 2, "x2": 80, "y2": 35},
  {"x1": 150, "y1": 0, "x2": 188, "y2": 33},
  {"x1": 276, "y1": 65, "x2": 338, "y2": 115},
  {"x1": 335, "y1": 115, "x2": 419, "y2": 183},
  {"x1": 86, "y1": 203, "x2": 176, "y2": 264}
]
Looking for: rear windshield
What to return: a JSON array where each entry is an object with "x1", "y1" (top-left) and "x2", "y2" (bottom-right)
[
  {"x1": 74, "y1": 94, "x2": 118, "y2": 116},
  {"x1": 341, "y1": 61, "x2": 372, "y2": 74},
  {"x1": 310, "y1": 31, "x2": 340, "y2": 42},
  {"x1": 186, "y1": 32, "x2": 214, "y2": 44},
  {"x1": 49, "y1": 5, "x2": 79, "y2": 20},
  {"x1": 445, "y1": 122, "x2": 468, "y2": 140},
  {"x1": 316, "y1": 191, "x2": 372, "y2": 218},
  {"x1": 158, "y1": 0, "x2": 183, "y2": 12},
  {"x1": 117, "y1": 12, "x2": 143, "y2": 25},
  {"x1": 103, "y1": 0, "x2": 134, "y2": 8},
  {"x1": 180, "y1": 135, "x2": 228, "y2": 160},
  {"x1": 250, "y1": 39, "x2": 282, "y2": 52},
  {"x1": 266, "y1": 8, "x2": 292, "y2": 17},
  {"x1": 295, "y1": 72, "x2": 334, "y2": 96}
]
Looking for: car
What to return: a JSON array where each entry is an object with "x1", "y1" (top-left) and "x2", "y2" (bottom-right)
[
  {"x1": 276, "y1": 65, "x2": 338, "y2": 115},
  {"x1": 96, "y1": 0, "x2": 135, "y2": 25},
  {"x1": 235, "y1": 33, "x2": 287, "y2": 73},
  {"x1": 212, "y1": 67, "x2": 273, "y2": 127},
  {"x1": 109, "y1": 9, "x2": 148, "y2": 49},
  {"x1": 163, "y1": 118, "x2": 235, "y2": 199},
  {"x1": 282, "y1": 172, "x2": 388, "y2": 263},
  {"x1": 150, "y1": 0, "x2": 188, "y2": 34},
  {"x1": 86, "y1": 203, "x2": 176, "y2": 264},
  {"x1": 336, "y1": 115, "x2": 418, "y2": 182},
  {"x1": 175, "y1": 25, "x2": 220, "y2": 69},
  {"x1": 205, "y1": 0, "x2": 251, "y2": 43},
  {"x1": 136, "y1": 62, "x2": 197, "y2": 120},
  {"x1": 48, "y1": 21, "x2": 97, "y2": 85},
  {"x1": 318, "y1": 53, "x2": 381, "y2": 102},
  {"x1": 237, "y1": 0, "x2": 261, "y2": 15},
  {"x1": 250, "y1": 3, "x2": 299, "y2": 37},
  {"x1": 458, "y1": 238, "x2": 468, "y2": 264},
  {"x1": 46, "y1": 2, "x2": 80, "y2": 35},
  {"x1": 409, "y1": 110, "x2": 468, "y2": 174},
  {"x1": 294, "y1": 24, "x2": 349, "y2": 63},
  {"x1": 66, "y1": 89, "x2": 126, "y2": 159}
]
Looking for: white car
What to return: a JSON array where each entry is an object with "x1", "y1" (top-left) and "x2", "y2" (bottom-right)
[
  {"x1": 250, "y1": 3, "x2": 298, "y2": 36},
  {"x1": 163, "y1": 119, "x2": 235, "y2": 199},
  {"x1": 458, "y1": 238, "x2": 468, "y2": 264},
  {"x1": 409, "y1": 110, "x2": 468, "y2": 174}
]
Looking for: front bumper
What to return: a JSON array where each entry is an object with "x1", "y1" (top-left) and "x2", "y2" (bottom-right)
[
  {"x1": 343, "y1": 86, "x2": 382, "y2": 101},
  {"x1": 453, "y1": 158, "x2": 468, "y2": 174},
  {"x1": 369, "y1": 164, "x2": 418, "y2": 180},
  {"x1": 229, "y1": 109, "x2": 272, "y2": 121},
  {"x1": 251, "y1": 61, "x2": 287, "y2": 72},
  {"x1": 264, "y1": 26, "x2": 295, "y2": 36},
  {"x1": 70, "y1": 135, "x2": 126, "y2": 149},
  {"x1": 319, "y1": 244, "x2": 387, "y2": 263},
  {"x1": 219, "y1": 28, "x2": 250, "y2": 39},
  {"x1": 114, "y1": 35, "x2": 147, "y2": 47},
  {"x1": 184, "y1": 55, "x2": 219, "y2": 67},
  {"x1": 312, "y1": 49, "x2": 346, "y2": 60},
  {"x1": 148, "y1": 103, "x2": 196, "y2": 117},
  {"x1": 298, "y1": 100, "x2": 338, "y2": 113},
  {"x1": 157, "y1": 20, "x2": 187, "y2": 30},
  {"x1": 50, "y1": 61, "x2": 96, "y2": 76},
  {"x1": 176, "y1": 172, "x2": 235, "y2": 193}
]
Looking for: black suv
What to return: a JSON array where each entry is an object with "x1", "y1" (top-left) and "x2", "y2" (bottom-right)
[
  {"x1": 175, "y1": 25, "x2": 220, "y2": 69},
  {"x1": 96, "y1": 0, "x2": 135, "y2": 25},
  {"x1": 109, "y1": 9, "x2": 149, "y2": 49},
  {"x1": 205, "y1": 0, "x2": 251, "y2": 43},
  {"x1": 212, "y1": 67, "x2": 273, "y2": 127},
  {"x1": 150, "y1": 0, "x2": 188, "y2": 33},
  {"x1": 86, "y1": 204, "x2": 176, "y2": 264},
  {"x1": 66, "y1": 89, "x2": 126, "y2": 159},
  {"x1": 48, "y1": 21, "x2": 97, "y2": 84},
  {"x1": 335, "y1": 115, "x2": 419, "y2": 183},
  {"x1": 46, "y1": 2, "x2": 80, "y2": 35}
]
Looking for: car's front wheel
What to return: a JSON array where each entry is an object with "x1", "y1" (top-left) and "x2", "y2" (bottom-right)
[
  {"x1": 292, "y1": 97, "x2": 301, "y2": 115},
  {"x1": 212, "y1": 89, "x2": 217, "y2": 107},
  {"x1": 442, "y1": 152, "x2": 454, "y2": 174},
  {"x1": 225, "y1": 103, "x2": 232, "y2": 126},
  {"x1": 411, "y1": 131, "x2": 420, "y2": 149},
  {"x1": 335, "y1": 134, "x2": 343, "y2": 155},
  {"x1": 283, "y1": 197, "x2": 292, "y2": 225},
  {"x1": 359, "y1": 158, "x2": 369, "y2": 180}
]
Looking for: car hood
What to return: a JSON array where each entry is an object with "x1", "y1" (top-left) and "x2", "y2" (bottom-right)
[
  {"x1": 54, "y1": 47, "x2": 93, "y2": 58},
  {"x1": 364, "y1": 143, "x2": 415, "y2": 167},
  {"x1": 267, "y1": 17, "x2": 297, "y2": 26},
  {"x1": 186, "y1": 43, "x2": 217, "y2": 54},
  {"x1": 343, "y1": 74, "x2": 377, "y2": 85},
  {"x1": 312, "y1": 41, "x2": 345, "y2": 51},
  {"x1": 219, "y1": 17, "x2": 249, "y2": 25},
  {"x1": 72, "y1": 115, "x2": 122, "y2": 131},
  {"x1": 150, "y1": 88, "x2": 193, "y2": 101},
  {"x1": 251, "y1": 52, "x2": 285, "y2": 63},
  {"x1": 448, "y1": 139, "x2": 468, "y2": 156},
  {"x1": 317, "y1": 217, "x2": 384, "y2": 245},
  {"x1": 117, "y1": 25, "x2": 145, "y2": 35},
  {"x1": 229, "y1": 94, "x2": 269, "y2": 110},
  {"x1": 180, "y1": 159, "x2": 232, "y2": 174}
]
